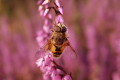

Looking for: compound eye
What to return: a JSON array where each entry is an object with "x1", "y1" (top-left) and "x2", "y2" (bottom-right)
[
  {"x1": 54, "y1": 26, "x2": 61, "y2": 32},
  {"x1": 61, "y1": 26, "x2": 67, "y2": 32}
]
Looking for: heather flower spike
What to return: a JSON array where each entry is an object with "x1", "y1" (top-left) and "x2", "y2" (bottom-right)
[{"x1": 36, "y1": 0, "x2": 72, "y2": 80}]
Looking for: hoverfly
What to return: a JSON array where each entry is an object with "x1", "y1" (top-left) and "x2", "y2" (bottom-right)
[{"x1": 45, "y1": 23, "x2": 76, "y2": 58}]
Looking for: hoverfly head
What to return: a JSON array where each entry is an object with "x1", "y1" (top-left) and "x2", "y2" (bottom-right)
[{"x1": 61, "y1": 26, "x2": 67, "y2": 32}]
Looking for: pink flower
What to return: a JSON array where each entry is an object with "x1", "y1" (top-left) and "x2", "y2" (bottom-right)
[
  {"x1": 42, "y1": 0, "x2": 50, "y2": 5},
  {"x1": 62, "y1": 75, "x2": 72, "y2": 80},
  {"x1": 55, "y1": 15, "x2": 64, "y2": 24},
  {"x1": 55, "y1": 0, "x2": 60, "y2": 7},
  {"x1": 43, "y1": 71, "x2": 51, "y2": 80}
]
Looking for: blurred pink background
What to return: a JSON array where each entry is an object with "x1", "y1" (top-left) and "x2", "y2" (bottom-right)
[{"x1": 0, "y1": 0, "x2": 120, "y2": 80}]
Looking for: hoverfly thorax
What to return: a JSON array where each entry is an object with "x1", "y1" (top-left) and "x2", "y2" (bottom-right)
[{"x1": 53, "y1": 23, "x2": 67, "y2": 33}]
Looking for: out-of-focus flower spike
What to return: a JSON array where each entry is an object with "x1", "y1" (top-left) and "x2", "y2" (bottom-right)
[
  {"x1": 42, "y1": 0, "x2": 50, "y2": 5},
  {"x1": 55, "y1": 0, "x2": 61, "y2": 7},
  {"x1": 43, "y1": 8, "x2": 50, "y2": 16},
  {"x1": 58, "y1": 7, "x2": 63, "y2": 14},
  {"x1": 62, "y1": 75, "x2": 72, "y2": 80}
]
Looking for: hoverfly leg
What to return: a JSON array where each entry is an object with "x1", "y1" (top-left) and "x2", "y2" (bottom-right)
[
  {"x1": 64, "y1": 40, "x2": 77, "y2": 58},
  {"x1": 69, "y1": 44, "x2": 77, "y2": 57}
]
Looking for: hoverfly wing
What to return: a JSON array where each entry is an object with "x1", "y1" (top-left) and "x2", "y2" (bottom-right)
[
  {"x1": 68, "y1": 44, "x2": 78, "y2": 58},
  {"x1": 66, "y1": 40, "x2": 78, "y2": 58}
]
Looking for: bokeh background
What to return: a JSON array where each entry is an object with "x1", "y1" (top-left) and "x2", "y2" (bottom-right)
[{"x1": 0, "y1": 0, "x2": 120, "y2": 80}]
